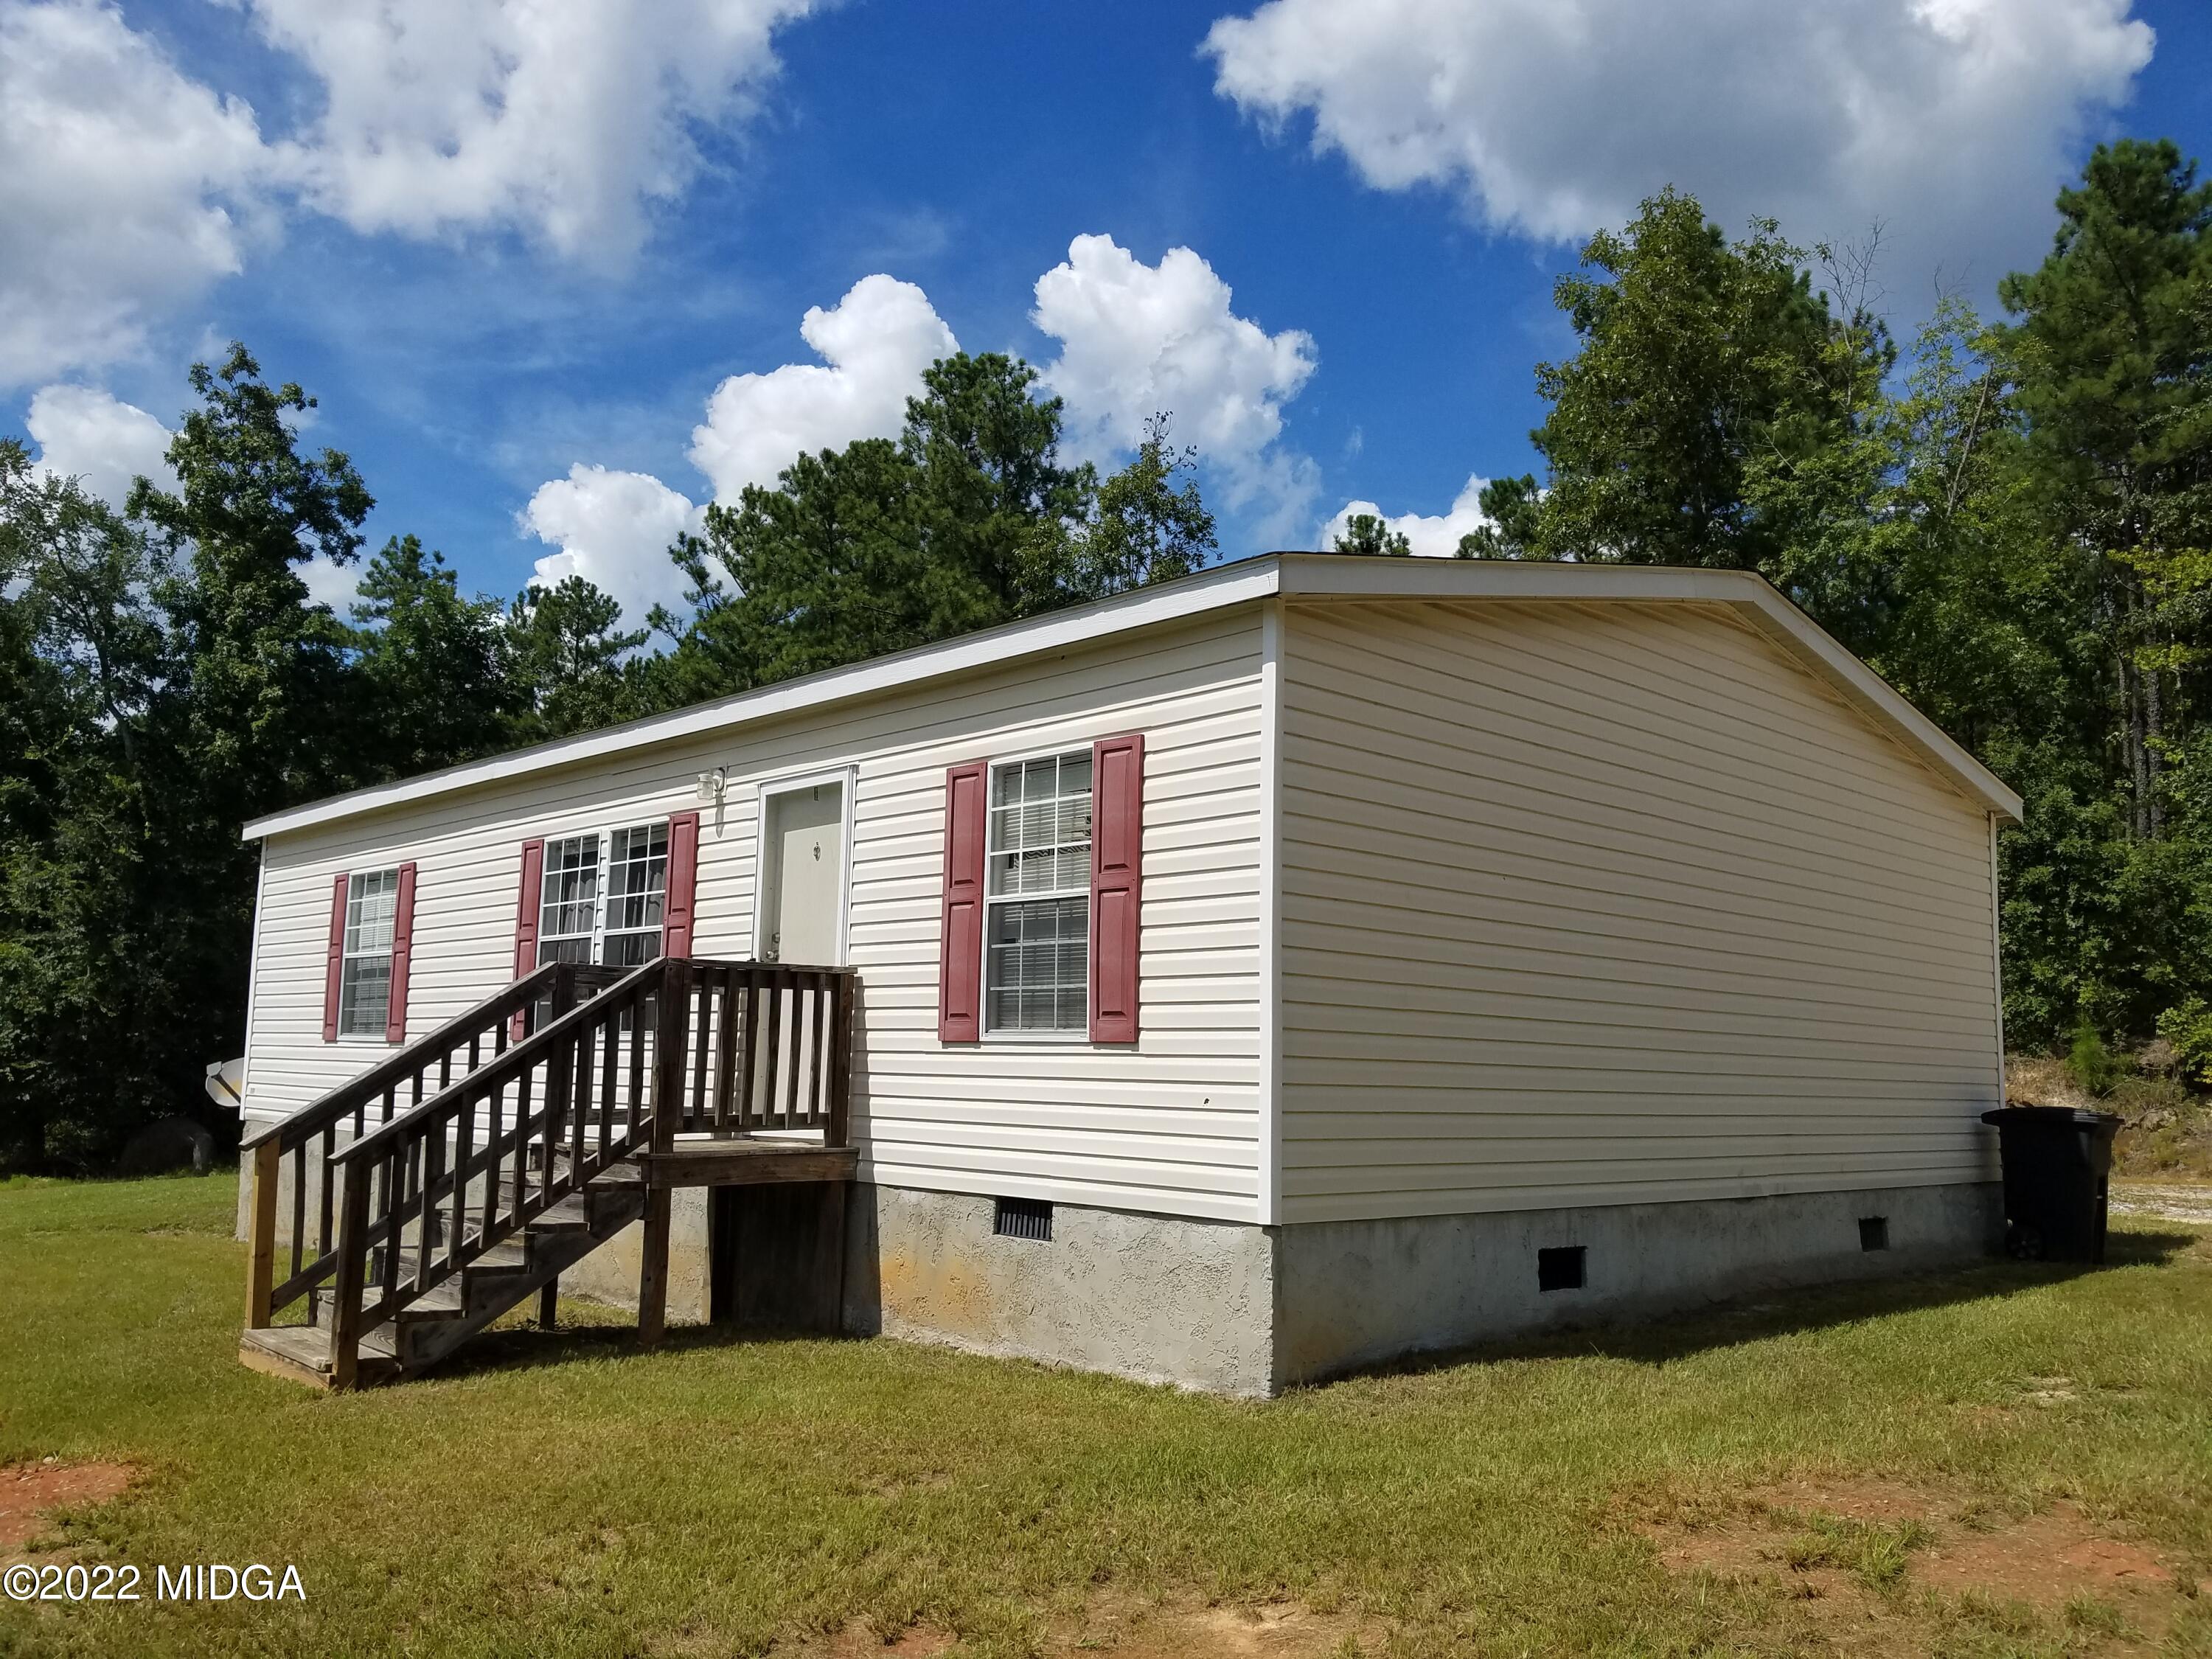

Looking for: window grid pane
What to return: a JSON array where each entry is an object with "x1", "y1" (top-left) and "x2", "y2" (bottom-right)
[
  {"x1": 984, "y1": 749, "x2": 1093, "y2": 1034},
  {"x1": 338, "y1": 868, "x2": 398, "y2": 1036},
  {"x1": 538, "y1": 834, "x2": 600, "y2": 961}
]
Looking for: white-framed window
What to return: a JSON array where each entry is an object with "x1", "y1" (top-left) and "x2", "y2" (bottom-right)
[
  {"x1": 538, "y1": 822, "x2": 668, "y2": 967},
  {"x1": 338, "y1": 869, "x2": 400, "y2": 1037},
  {"x1": 985, "y1": 751, "x2": 1092, "y2": 1034}
]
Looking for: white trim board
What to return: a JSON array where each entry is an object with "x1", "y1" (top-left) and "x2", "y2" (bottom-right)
[{"x1": 243, "y1": 554, "x2": 2020, "y2": 840}]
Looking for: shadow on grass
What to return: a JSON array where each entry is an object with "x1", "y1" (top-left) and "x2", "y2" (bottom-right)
[
  {"x1": 1325, "y1": 1225, "x2": 2207, "y2": 1385},
  {"x1": 430, "y1": 1313, "x2": 856, "y2": 1383}
]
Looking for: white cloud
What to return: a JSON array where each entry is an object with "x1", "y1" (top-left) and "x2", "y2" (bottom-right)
[
  {"x1": 243, "y1": 0, "x2": 816, "y2": 266},
  {"x1": 1204, "y1": 0, "x2": 2154, "y2": 294},
  {"x1": 520, "y1": 463, "x2": 703, "y2": 625},
  {"x1": 0, "y1": 0, "x2": 270, "y2": 387},
  {"x1": 1318, "y1": 472, "x2": 1492, "y2": 557},
  {"x1": 686, "y1": 275, "x2": 958, "y2": 501},
  {"x1": 1032, "y1": 234, "x2": 1320, "y2": 533},
  {"x1": 25, "y1": 384, "x2": 177, "y2": 506},
  {"x1": 298, "y1": 557, "x2": 364, "y2": 614}
]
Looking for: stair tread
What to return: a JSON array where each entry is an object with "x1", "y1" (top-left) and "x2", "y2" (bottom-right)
[{"x1": 241, "y1": 1322, "x2": 400, "y2": 1374}]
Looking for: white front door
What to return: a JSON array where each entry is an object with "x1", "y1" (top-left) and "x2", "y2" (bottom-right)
[{"x1": 760, "y1": 781, "x2": 846, "y2": 965}]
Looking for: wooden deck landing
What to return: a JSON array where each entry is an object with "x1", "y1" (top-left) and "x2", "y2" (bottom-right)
[{"x1": 632, "y1": 1141, "x2": 858, "y2": 1188}]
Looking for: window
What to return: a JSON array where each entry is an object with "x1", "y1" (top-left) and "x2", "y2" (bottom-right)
[
  {"x1": 538, "y1": 823, "x2": 668, "y2": 967},
  {"x1": 984, "y1": 751, "x2": 1091, "y2": 1033},
  {"x1": 338, "y1": 869, "x2": 400, "y2": 1037}
]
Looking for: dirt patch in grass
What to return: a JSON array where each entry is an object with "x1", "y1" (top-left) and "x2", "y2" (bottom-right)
[
  {"x1": 1059, "y1": 1596, "x2": 1386, "y2": 1658},
  {"x1": 790, "y1": 1596, "x2": 1385, "y2": 1658},
  {"x1": 1641, "y1": 1476, "x2": 2188, "y2": 1650},
  {"x1": 782, "y1": 1621, "x2": 959, "y2": 1657},
  {"x1": 0, "y1": 1460, "x2": 136, "y2": 1557}
]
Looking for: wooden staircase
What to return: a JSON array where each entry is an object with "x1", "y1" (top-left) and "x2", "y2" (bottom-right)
[{"x1": 240, "y1": 956, "x2": 855, "y2": 1389}]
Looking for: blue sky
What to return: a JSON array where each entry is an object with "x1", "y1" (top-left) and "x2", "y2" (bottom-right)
[{"x1": 7, "y1": 0, "x2": 2211, "y2": 625}]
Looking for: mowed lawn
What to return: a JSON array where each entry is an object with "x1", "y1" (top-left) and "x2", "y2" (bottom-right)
[{"x1": 2, "y1": 1175, "x2": 2210, "y2": 1658}]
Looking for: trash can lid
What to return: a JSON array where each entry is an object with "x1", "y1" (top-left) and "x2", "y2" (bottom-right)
[{"x1": 1980, "y1": 1105, "x2": 2122, "y2": 1128}]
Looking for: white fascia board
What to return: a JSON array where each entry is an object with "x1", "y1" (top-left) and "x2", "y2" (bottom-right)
[
  {"x1": 243, "y1": 557, "x2": 1287, "y2": 839},
  {"x1": 1274, "y1": 557, "x2": 2023, "y2": 822}
]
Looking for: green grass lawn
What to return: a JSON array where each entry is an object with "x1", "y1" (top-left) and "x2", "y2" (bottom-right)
[{"x1": 2, "y1": 1174, "x2": 2210, "y2": 1658}]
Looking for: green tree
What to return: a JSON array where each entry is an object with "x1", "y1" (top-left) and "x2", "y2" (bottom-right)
[
  {"x1": 349, "y1": 535, "x2": 518, "y2": 775},
  {"x1": 1997, "y1": 139, "x2": 2212, "y2": 846},
  {"x1": 1057, "y1": 414, "x2": 1217, "y2": 599},
  {"x1": 1515, "y1": 189, "x2": 1897, "y2": 650},
  {"x1": 657, "y1": 352, "x2": 1200, "y2": 703},
  {"x1": 1332, "y1": 512, "x2": 1411, "y2": 557},
  {"x1": 507, "y1": 574, "x2": 649, "y2": 742}
]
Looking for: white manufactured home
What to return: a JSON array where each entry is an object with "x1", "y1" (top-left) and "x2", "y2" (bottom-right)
[{"x1": 232, "y1": 553, "x2": 2020, "y2": 1397}]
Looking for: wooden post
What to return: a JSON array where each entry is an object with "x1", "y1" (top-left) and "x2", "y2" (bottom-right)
[
  {"x1": 246, "y1": 1138, "x2": 280, "y2": 1329},
  {"x1": 639, "y1": 958, "x2": 690, "y2": 1349},
  {"x1": 637, "y1": 1189, "x2": 672, "y2": 1348},
  {"x1": 828, "y1": 971, "x2": 855, "y2": 1151},
  {"x1": 327, "y1": 1158, "x2": 372, "y2": 1391},
  {"x1": 538, "y1": 1277, "x2": 558, "y2": 1330}
]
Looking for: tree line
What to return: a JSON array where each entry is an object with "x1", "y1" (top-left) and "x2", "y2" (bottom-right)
[{"x1": 3, "y1": 137, "x2": 2207, "y2": 1170}]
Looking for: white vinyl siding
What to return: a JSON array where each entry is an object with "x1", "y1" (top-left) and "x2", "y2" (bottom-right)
[
  {"x1": 241, "y1": 609, "x2": 1266, "y2": 1222},
  {"x1": 1276, "y1": 597, "x2": 2003, "y2": 1225}
]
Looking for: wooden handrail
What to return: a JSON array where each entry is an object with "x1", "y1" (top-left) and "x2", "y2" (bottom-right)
[
  {"x1": 241, "y1": 961, "x2": 563, "y2": 1154},
  {"x1": 330, "y1": 957, "x2": 663, "y2": 1167},
  {"x1": 251, "y1": 953, "x2": 862, "y2": 1385}
]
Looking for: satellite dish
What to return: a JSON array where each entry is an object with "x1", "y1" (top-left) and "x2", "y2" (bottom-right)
[{"x1": 204, "y1": 1057, "x2": 244, "y2": 1111}]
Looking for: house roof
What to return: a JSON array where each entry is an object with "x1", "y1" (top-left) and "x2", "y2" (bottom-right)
[{"x1": 243, "y1": 553, "x2": 2023, "y2": 839}]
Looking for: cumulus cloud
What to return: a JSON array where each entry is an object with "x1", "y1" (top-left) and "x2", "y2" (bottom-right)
[
  {"x1": 0, "y1": 0, "x2": 270, "y2": 387},
  {"x1": 686, "y1": 274, "x2": 958, "y2": 501},
  {"x1": 1318, "y1": 473, "x2": 1492, "y2": 557},
  {"x1": 520, "y1": 463, "x2": 703, "y2": 625},
  {"x1": 26, "y1": 384, "x2": 177, "y2": 506},
  {"x1": 1204, "y1": 0, "x2": 2154, "y2": 294},
  {"x1": 243, "y1": 0, "x2": 816, "y2": 266},
  {"x1": 1032, "y1": 234, "x2": 1319, "y2": 531}
]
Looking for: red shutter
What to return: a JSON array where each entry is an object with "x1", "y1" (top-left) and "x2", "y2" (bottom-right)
[
  {"x1": 384, "y1": 862, "x2": 417, "y2": 1044},
  {"x1": 512, "y1": 838, "x2": 544, "y2": 1038},
  {"x1": 322, "y1": 873, "x2": 349, "y2": 1042},
  {"x1": 513, "y1": 839, "x2": 545, "y2": 981},
  {"x1": 663, "y1": 810, "x2": 700, "y2": 959},
  {"x1": 1089, "y1": 733, "x2": 1144, "y2": 1043},
  {"x1": 938, "y1": 761, "x2": 987, "y2": 1042}
]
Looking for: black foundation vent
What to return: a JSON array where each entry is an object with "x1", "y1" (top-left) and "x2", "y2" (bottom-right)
[
  {"x1": 993, "y1": 1196, "x2": 1054, "y2": 1242},
  {"x1": 1537, "y1": 1245, "x2": 1586, "y2": 1293},
  {"x1": 1859, "y1": 1216, "x2": 1890, "y2": 1252}
]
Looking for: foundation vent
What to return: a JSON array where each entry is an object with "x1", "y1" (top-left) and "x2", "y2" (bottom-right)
[
  {"x1": 993, "y1": 1197, "x2": 1053, "y2": 1242},
  {"x1": 1859, "y1": 1216, "x2": 1890, "y2": 1252},
  {"x1": 1537, "y1": 1245, "x2": 1585, "y2": 1293}
]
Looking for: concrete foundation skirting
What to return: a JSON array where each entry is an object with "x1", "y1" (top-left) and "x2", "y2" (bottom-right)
[
  {"x1": 1273, "y1": 1180, "x2": 2005, "y2": 1388},
  {"x1": 841, "y1": 1185, "x2": 1278, "y2": 1398},
  {"x1": 236, "y1": 1144, "x2": 2000, "y2": 1397}
]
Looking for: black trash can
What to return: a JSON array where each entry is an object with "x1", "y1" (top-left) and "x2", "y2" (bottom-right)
[{"x1": 1979, "y1": 1105, "x2": 2123, "y2": 1263}]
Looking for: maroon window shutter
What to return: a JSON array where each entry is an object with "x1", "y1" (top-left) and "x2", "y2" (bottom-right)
[
  {"x1": 322, "y1": 873, "x2": 349, "y2": 1042},
  {"x1": 385, "y1": 861, "x2": 418, "y2": 1045},
  {"x1": 513, "y1": 838, "x2": 546, "y2": 981},
  {"x1": 938, "y1": 761, "x2": 987, "y2": 1042},
  {"x1": 663, "y1": 810, "x2": 700, "y2": 959},
  {"x1": 511, "y1": 838, "x2": 545, "y2": 1039},
  {"x1": 1089, "y1": 733, "x2": 1145, "y2": 1043}
]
